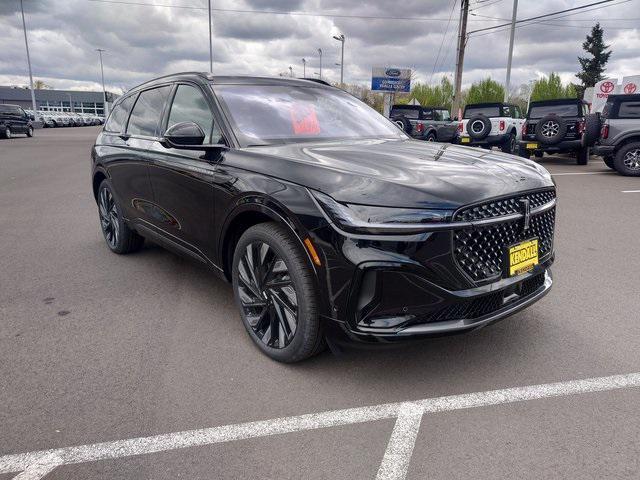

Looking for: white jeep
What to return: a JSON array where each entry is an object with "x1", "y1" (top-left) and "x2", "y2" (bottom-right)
[{"x1": 457, "y1": 102, "x2": 525, "y2": 154}]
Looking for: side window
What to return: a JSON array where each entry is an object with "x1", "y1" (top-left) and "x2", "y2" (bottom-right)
[
  {"x1": 503, "y1": 105, "x2": 511, "y2": 117},
  {"x1": 166, "y1": 84, "x2": 218, "y2": 143},
  {"x1": 127, "y1": 86, "x2": 172, "y2": 137},
  {"x1": 514, "y1": 106, "x2": 522, "y2": 119},
  {"x1": 421, "y1": 109, "x2": 434, "y2": 120},
  {"x1": 104, "y1": 95, "x2": 135, "y2": 133},
  {"x1": 618, "y1": 101, "x2": 640, "y2": 118}
]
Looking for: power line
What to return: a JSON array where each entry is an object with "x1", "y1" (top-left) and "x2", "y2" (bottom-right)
[{"x1": 430, "y1": 0, "x2": 458, "y2": 84}]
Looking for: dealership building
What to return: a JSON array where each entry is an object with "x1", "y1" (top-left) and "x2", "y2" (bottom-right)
[{"x1": 0, "y1": 86, "x2": 117, "y2": 115}]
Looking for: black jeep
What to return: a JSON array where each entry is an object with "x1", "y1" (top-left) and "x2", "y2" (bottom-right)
[
  {"x1": 390, "y1": 105, "x2": 457, "y2": 143},
  {"x1": 518, "y1": 98, "x2": 598, "y2": 165}
]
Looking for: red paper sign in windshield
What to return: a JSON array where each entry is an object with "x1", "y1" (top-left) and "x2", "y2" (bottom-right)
[{"x1": 290, "y1": 104, "x2": 320, "y2": 135}]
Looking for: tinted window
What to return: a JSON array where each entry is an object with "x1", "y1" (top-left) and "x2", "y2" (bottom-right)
[
  {"x1": 421, "y1": 109, "x2": 434, "y2": 120},
  {"x1": 167, "y1": 84, "x2": 217, "y2": 143},
  {"x1": 618, "y1": 101, "x2": 640, "y2": 118},
  {"x1": 463, "y1": 106, "x2": 500, "y2": 118},
  {"x1": 529, "y1": 103, "x2": 579, "y2": 118},
  {"x1": 390, "y1": 107, "x2": 420, "y2": 119},
  {"x1": 127, "y1": 86, "x2": 171, "y2": 137},
  {"x1": 215, "y1": 85, "x2": 403, "y2": 146},
  {"x1": 434, "y1": 109, "x2": 451, "y2": 121},
  {"x1": 104, "y1": 95, "x2": 135, "y2": 133}
]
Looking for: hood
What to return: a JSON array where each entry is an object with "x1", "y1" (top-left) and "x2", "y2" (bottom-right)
[{"x1": 233, "y1": 138, "x2": 554, "y2": 209}]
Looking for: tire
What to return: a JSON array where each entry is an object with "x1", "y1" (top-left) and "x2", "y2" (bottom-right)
[
  {"x1": 466, "y1": 114, "x2": 491, "y2": 140},
  {"x1": 535, "y1": 114, "x2": 567, "y2": 145},
  {"x1": 534, "y1": 151, "x2": 544, "y2": 158},
  {"x1": 517, "y1": 143, "x2": 530, "y2": 158},
  {"x1": 501, "y1": 132, "x2": 516, "y2": 154},
  {"x1": 425, "y1": 132, "x2": 436, "y2": 142},
  {"x1": 582, "y1": 113, "x2": 600, "y2": 147},
  {"x1": 613, "y1": 142, "x2": 640, "y2": 176},
  {"x1": 232, "y1": 222, "x2": 324, "y2": 363},
  {"x1": 603, "y1": 155, "x2": 615, "y2": 170},
  {"x1": 26, "y1": 125, "x2": 34, "y2": 137},
  {"x1": 391, "y1": 116, "x2": 412, "y2": 134},
  {"x1": 3, "y1": 126, "x2": 11, "y2": 139},
  {"x1": 97, "y1": 179, "x2": 144, "y2": 254},
  {"x1": 576, "y1": 147, "x2": 589, "y2": 165}
]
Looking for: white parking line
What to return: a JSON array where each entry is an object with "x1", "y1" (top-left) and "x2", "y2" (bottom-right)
[
  {"x1": 622, "y1": 190, "x2": 640, "y2": 193},
  {"x1": 551, "y1": 171, "x2": 615, "y2": 176},
  {"x1": 1, "y1": 372, "x2": 640, "y2": 479},
  {"x1": 376, "y1": 403, "x2": 424, "y2": 480}
]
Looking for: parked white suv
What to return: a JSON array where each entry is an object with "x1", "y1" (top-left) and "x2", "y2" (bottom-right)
[{"x1": 457, "y1": 102, "x2": 525, "y2": 154}]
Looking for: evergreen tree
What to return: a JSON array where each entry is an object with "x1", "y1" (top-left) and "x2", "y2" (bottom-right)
[{"x1": 576, "y1": 23, "x2": 612, "y2": 94}]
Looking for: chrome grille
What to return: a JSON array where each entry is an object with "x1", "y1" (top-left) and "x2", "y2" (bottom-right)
[{"x1": 453, "y1": 190, "x2": 556, "y2": 282}]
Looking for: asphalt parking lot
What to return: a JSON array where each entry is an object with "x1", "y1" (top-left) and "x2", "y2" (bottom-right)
[{"x1": 1, "y1": 127, "x2": 639, "y2": 479}]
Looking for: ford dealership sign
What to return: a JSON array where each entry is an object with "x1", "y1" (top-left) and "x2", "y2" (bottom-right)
[{"x1": 372, "y1": 67, "x2": 411, "y2": 92}]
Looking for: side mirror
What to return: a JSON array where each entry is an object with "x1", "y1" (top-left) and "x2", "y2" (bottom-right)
[{"x1": 161, "y1": 122, "x2": 227, "y2": 151}]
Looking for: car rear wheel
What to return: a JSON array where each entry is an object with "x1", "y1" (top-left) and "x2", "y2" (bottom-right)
[
  {"x1": 534, "y1": 151, "x2": 544, "y2": 158},
  {"x1": 501, "y1": 133, "x2": 516, "y2": 154},
  {"x1": 97, "y1": 180, "x2": 145, "y2": 254},
  {"x1": 232, "y1": 222, "x2": 324, "y2": 363},
  {"x1": 426, "y1": 132, "x2": 436, "y2": 142},
  {"x1": 576, "y1": 147, "x2": 589, "y2": 165},
  {"x1": 603, "y1": 155, "x2": 615, "y2": 170},
  {"x1": 518, "y1": 144, "x2": 530, "y2": 159},
  {"x1": 614, "y1": 142, "x2": 640, "y2": 176}
]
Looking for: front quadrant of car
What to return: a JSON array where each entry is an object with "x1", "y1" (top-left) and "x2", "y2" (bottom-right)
[{"x1": 92, "y1": 72, "x2": 556, "y2": 361}]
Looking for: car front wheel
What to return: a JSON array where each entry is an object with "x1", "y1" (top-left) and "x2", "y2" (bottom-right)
[
  {"x1": 232, "y1": 222, "x2": 324, "y2": 363},
  {"x1": 3, "y1": 126, "x2": 11, "y2": 139},
  {"x1": 614, "y1": 142, "x2": 640, "y2": 176},
  {"x1": 97, "y1": 180, "x2": 144, "y2": 254},
  {"x1": 26, "y1": 126, "x2": 34, "y2": 137}
]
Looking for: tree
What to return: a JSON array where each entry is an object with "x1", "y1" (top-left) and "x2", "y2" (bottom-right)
[
  {"x1": 464, "y1": 78, "x2": 505, "y2": 105},
  {"x1": 33, "y1": 80, "x2": 50, "y2": 89},
  {"x1": 531, "y1": 73, "x2": 577, "y2": 102},
  {"x1": 576, "y1": 23, "x2": 611, "y2": 94},
  {"x1": 409, "y1": 76, "x2": 454, "y2": 110}
]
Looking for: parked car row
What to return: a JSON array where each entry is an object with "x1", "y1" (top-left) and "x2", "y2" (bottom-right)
[
  {"x1": 388, "y1": 93, "x2": 640, "y2": 176},
  {"x1": 25, "y1": 109, "x2": 104, "y2": 128}
]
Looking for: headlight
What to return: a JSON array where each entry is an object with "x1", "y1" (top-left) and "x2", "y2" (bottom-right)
[{"x1": 310, "y1": 190, "x2": 453, "y2": 235}]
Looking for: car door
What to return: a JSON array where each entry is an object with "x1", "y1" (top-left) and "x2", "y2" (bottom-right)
[
  {"x1": 15, "y1": 107, "x2": 29, "y2": 133},
  {"x1": 146, "y1": 82, "x2": 221, "y2": 264},
  {"x1": 101, "y1": 93, "x2": 156, "y2": 225}
]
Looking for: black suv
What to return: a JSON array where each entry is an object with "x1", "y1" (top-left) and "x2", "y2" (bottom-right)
[
  {"x1": 0, "y1": 104, "x2": 34, "y2": 139},
  {"x1": 518, "y1": 98, "x2": 597, "y2": 165},
  {"x1": 92, "y1": 73, "x2": 556, "y2": 362},
  {"x1": 592, "y1": 94, "x2": 640, "y2": 176},
  {"x1": 390, "y1": 104, "x2": 457, "y2": 142}
]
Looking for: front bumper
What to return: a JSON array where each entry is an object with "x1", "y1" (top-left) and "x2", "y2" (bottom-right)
[
  {"x1": 519, "y1": 138, "x2": 582, "y2": 153},
  {"x1": 458, "y1": 133, "x2": 509, "y2": 147}
]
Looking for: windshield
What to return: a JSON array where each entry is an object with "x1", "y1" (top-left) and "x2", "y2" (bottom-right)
[
  {"x1": 214, "y1": 84, "x2": 405, "y2": 146},
  {"x1": 529, "y1": 103, "x2": 579, "y2": 118},
  {"x1": 463, "y1": 106, "x2": 500, "y2": 118}
]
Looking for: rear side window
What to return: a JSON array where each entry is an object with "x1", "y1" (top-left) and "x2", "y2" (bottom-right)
[
  {"x1": 166, "y1": 84, "x2": 216, "y2": 143},
  {"x1": 104, "y1": 95, "x2": 135, "y2": 133},
  {"x1": 528, "y1": 103, "x2": 579, "y2": 119},
  {"x1": 618, "y1": 101, "x2": 640, "y2": 118},
  {"x1": 434, "y1": 109, "x2": 451, "y2": 121},
  {"x1": 390, "y1": 107, "x2": 419, "y2": 119},
  {"x1": 127, "y1": 86, "x2": 172, "y2": 137}
]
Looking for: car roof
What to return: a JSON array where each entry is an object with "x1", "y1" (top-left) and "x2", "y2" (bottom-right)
[
  {"x1": 464, "y1": 102, "x2": 506, "y2": 108},
  {"x1": 529, "y1": 98, "x2": 586, "y2": 106},
  {"x1": 126, "y1": 72, "x2": 336, "y2": 95}
]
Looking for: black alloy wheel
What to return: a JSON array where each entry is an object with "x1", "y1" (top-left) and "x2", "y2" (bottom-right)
[
  {"x1": 232, "y1": 223, "x2": 324, "y2": 362},
  {"x1": 99, "y1": 185, "x2": 120, "y2": 249},
  {"x1": 535, "y1": 114, "x2": 566, "y2": 145}
]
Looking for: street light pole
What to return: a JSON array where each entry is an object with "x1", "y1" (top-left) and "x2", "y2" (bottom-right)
[
  {"x1": 289, "y1": 66, "x2": 293, "y2": 78},
  {"x1": 332, "y1": 34, "x2": 345, "y2": 85},
  {"x1": 208, "y1": 0, "x2": 213, "y2": 72},
  {"x1": 302, "y1": 58, "x2": 306, "y2": 78},
  {"x1": 504, "y1": 0, "x2": 518, "y2": 102},
  {"x1": 96, "y1": 49, "x2": 108, "y2": 117},
  {"x1": 19, "y1": 0, "x2": 37, "y2": 114},
  {"x1": 318, "y1": 48, "x2": 322, "y2": 80}
]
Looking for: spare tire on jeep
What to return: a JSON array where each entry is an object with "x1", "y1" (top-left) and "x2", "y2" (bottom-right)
[
  {"x1": 582, "y1": 113, "x2": 600, "y2": 147},
  {"x1": 535, "y1": 114, "x2": 567, "y2": 145},
  {"x1": 466, "y1": 114, "x2": 491, "y2": 140},
  {"x1": 391, "y1": 115, "x2": 412, "y2": 134}
]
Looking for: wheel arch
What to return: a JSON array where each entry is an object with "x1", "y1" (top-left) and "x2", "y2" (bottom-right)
[
  {"x1": 614, "y1": 134, "x2": 640, "y2": 153},
  {"x1": 92, "y1": 168, "x2": 108, "y2": 203}
]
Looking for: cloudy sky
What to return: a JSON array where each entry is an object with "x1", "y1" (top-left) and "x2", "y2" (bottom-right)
[{"x1": 0, "y1": 0, "x2": 638, "y2": 94}]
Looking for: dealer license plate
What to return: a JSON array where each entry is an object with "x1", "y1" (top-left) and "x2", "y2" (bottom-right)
[
  {"x1": 508, "y1": 239, "x2": 539, "y2": 276},
  {"x1": 526, "y1": 142, "x2": 539, "y2": 149},
  {"x1": 461, "y1": 137, "x2": 471, "y2": 143}
]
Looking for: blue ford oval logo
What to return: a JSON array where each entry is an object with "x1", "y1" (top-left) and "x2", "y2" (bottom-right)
[{"x1": 385, "y1": 68, "x2": 401, "y2": 77}]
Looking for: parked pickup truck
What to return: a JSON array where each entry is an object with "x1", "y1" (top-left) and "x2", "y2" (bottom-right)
[
  {"x1": 592, "y1": 94, "x2": 640, "y2": 176},
  {"x1": 457, "y1": 102, "x2": 525, "y2": 154},
  {"x1": 390, "y1": 105, "x2": 457, "y2": 143},
  {"x1": 518, "y1": 98, "x2": 597, "y2": 165}
]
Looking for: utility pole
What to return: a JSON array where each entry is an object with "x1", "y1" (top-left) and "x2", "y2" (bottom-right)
[
  {"x1": 504, "y1": 0, "x2": 518, "y2": 102},
  {"x1": 302, "y1": 58, "x2": 306, "y2": 78},
  {"x1": 318, "y1": 48, "x2": 322, "y2": 80},
  {"x1": 96, "y1": 49, "x2": 108, "y2": 117},
  {"x1": 20, "y1": 0, "x2": 37, "y2": 114},
  {"x1": 333, "y1": 34, "x2": 345, "y2": 85},
  {"x1": 289, "y1": 66, "x2": 293, "y2": 78},
  {"x1": 208, "y1": 0, "x2": 213, "y2": 72},
  {"x1": 452, "y1": 0, "x2": 469, "y2": 120}
]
